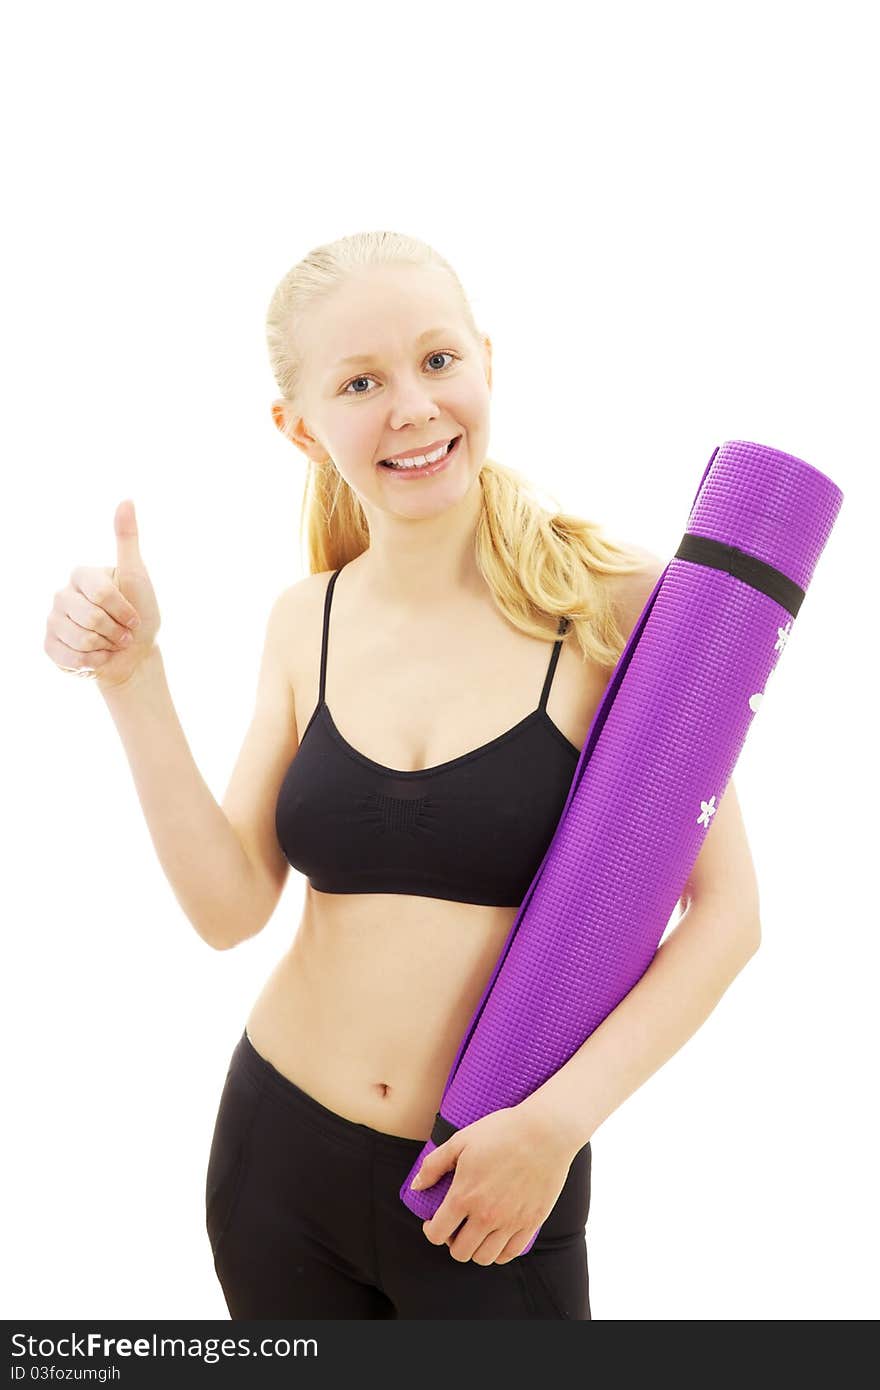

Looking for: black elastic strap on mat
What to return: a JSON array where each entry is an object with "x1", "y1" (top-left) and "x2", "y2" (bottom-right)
[
  {"x1": 431, "y1": 1111, "x2": 458, "y2": 1146},
  {"x1": 675, "y1": 533, "x2": 805, "y2": 619}
]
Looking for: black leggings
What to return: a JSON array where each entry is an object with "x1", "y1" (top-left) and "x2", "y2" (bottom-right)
[{"x1": 205, "y1": 1029, "x2": 592, "y2": 1319}]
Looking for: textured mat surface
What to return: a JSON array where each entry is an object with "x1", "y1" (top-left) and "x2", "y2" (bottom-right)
[{"x1": 399, "y1": 439, "x2": 844, "y2": 1253}]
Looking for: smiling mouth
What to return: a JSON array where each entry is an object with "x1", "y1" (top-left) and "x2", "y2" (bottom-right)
[{"x1": 378, "y1": 435, "x2": 461, "y2": 471}]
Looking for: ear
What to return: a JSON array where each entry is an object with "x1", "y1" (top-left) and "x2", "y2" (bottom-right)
[{"x1": 271, "y1": 400, "x2": 325, "y2": 463}]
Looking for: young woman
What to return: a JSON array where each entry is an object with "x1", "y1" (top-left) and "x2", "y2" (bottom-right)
[{"x1": 44, "y1": 230, "x2": 760, "y2": 1319}]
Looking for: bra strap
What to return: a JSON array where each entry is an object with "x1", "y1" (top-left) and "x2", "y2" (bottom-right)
[
  {"x1": 538, "y1": 617, "x2": 569, "y2": 711},
  {"x1": 318, "y1": 569, "x2": 342, "y2": 704}
]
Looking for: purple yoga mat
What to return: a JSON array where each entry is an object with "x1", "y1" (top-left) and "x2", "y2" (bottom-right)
[{"x1": 399, "y1": 439, "x2": 843, "y2": 1254}]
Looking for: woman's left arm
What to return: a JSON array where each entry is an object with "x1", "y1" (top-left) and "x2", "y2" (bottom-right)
[{"x1": 518, "y1": 775, "x2": 762, "y2": 1155}]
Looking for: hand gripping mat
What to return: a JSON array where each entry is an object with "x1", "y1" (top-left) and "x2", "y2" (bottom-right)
[{"x1": 399, "y1": 439, "x2": 843, "y2": 1253}]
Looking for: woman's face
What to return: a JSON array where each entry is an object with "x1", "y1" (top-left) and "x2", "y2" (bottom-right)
[{"x1": 276, "y1": 264, "x2": 492, "y2": 523}]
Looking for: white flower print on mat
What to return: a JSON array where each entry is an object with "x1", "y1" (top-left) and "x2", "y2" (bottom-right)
[
  {"x1": 749, "y1": 616, "x2": 794, "y2": 713},
  {"x1": 775, "y1": 619, "x2": 792, "y2": 654}
]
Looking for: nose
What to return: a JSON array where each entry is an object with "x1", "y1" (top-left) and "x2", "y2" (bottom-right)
[{"x1": 386, "y1": 375, "x2": 444, "y2": 428}]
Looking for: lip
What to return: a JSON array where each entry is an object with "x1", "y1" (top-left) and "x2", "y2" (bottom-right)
[
  {"x1": 380, "y1": 436, "x2": 456, "y2": 463},
  {"x1": 378, "y1": 434, "x2": 461, "y2": 479}
]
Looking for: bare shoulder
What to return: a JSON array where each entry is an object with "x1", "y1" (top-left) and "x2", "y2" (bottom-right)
[
  {"x1": 274, "y1": 567, "x2": 336, "y2": 606},
  {"x1": 267, "y1": 569, "x2": 336, "y2": 693},
  {"x1": 609, "y1": 545, "x2": 667, "y2": 635},
  {"x1": 269, "y1": 569, "x2": 335, "y2": 636}
]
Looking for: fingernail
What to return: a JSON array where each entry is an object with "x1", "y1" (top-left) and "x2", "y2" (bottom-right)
[{"x1": 119, "y1": 631, "x2": 132, "y2": 645}]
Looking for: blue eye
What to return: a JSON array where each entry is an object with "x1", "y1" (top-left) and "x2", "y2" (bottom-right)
[{"x1": 342, "y1": 350, "x2": 459, "y2": 396}]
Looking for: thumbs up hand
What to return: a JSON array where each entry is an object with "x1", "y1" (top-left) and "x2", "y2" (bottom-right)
[{"x1": 44, "y1": 499, "x2": 162, "y2": 690}]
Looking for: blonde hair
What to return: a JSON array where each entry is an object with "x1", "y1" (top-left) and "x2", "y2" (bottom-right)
[{"x1": 265, "y1": 229, "x2": 649, "y2": 671}]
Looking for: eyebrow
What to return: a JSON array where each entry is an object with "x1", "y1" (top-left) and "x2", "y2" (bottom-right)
[{"x1": 331, "y1": 327, "x2": 458, "y2": 369}]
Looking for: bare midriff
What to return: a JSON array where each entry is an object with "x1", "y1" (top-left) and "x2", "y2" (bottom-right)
[{"x1": 245, "y1": 888, "x2": 521, "y2": 1139}]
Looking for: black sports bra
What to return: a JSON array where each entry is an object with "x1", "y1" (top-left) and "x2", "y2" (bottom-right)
[{"x1": 274, "y1": 567, "x2": 580, "y2": 907}]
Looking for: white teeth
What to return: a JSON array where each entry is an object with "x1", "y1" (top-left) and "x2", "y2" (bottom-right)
[{"x1": 382, "y1": 439, "x2": 453, "y2": 469}]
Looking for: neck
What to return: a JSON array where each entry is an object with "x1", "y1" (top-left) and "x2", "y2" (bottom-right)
[{"x1": 355, "y1": 475, "x2": 488, "y2": 612}]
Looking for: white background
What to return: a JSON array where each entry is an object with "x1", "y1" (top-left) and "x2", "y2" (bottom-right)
[{"x1": 3, "y1": 0, "x2": 876, "y2": 1322}]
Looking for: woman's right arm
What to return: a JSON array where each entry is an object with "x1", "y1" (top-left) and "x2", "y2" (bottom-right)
[
  {"x1": 98, "y1": 643, "x2": 277, "y2": 951},
  {"x1": 45, "y1": 500, "x2": 299, "y2": 951}
]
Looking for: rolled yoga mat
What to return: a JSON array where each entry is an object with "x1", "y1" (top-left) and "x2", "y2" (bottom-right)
[{"x1": 399, "y1": 439, "x2": 843, "y2": 1253}]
